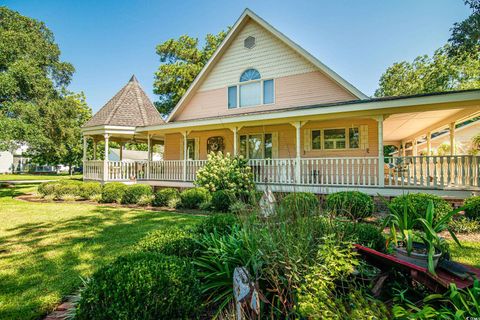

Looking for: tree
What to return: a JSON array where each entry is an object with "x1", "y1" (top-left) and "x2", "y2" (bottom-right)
[
  {"x1": 153, "y1": 30, "x2": 228, "y2": 116},
  {"x1": 375, "y1": 46, "x2": 480, "y2": 97},
  {"x1": 0, "y1": 6, "x2": 91, "y2": 173},
  {"x1": 27, "y1": 92, "x2": 92, "y2": 174},
  {"x1": 375, "y1": 1, "x2": 480, "y2": 97},
  {"x1": 448, "y1": 0, "x2": 480, "y2": 57}
]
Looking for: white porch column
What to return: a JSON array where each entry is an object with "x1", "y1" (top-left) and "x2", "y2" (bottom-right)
[
  {"x1": 119, "y1": 143, "x2": 123, "y2": 161},
  {"x1": 377, "y1": 115, "x2": 384, "y2": 187},
  {"x1": 233, "y1": 127, "x2": 238, "y2": 156},
  {"x1": 412, "y1": 138, "x2": 418, "y2": 156},
  {"x1": 93, "y1": 141, "x2": 97, "y2": 160},
  {"x1": 103, "y1": 134, "x2": 110, "y2": 182},
  {"x1": 449, "y1": 122, "x2": 456, "y2": 156},
  {"x1": 401, "y1": 141, "x2": 406, "y2": 157},
  {"x1": 182, "y1": 131, "x2": 188, "y2": 181},
  {"x1": 426, "y1": 132, "x2": 432, "y2": 155},
  {"x1": 147, "y1": 135, "x2": 151, "y2": 179},
  {"x1": 83, "y1": 136, "x2": 87, "y2": 161},
  {"x1": 292, "y1": 121, "x2": 302, "y2": 184}
]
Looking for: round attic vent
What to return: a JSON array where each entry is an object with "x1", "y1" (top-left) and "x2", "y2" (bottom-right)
[{"x1": 244, "y1": 36, "x2": 256, "y2": 49}]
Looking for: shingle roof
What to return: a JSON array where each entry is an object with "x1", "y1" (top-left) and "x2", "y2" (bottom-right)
[{"x1": 84, "y1": 75, "x2": 165, "y2": 128}]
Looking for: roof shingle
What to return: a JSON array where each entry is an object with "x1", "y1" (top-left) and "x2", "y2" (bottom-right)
[{"x1": 84, "y1": 75, "x2": 165, "y2": 128}]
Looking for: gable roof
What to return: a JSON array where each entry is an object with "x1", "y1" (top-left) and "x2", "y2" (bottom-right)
[
  {"x1": 166, "y1": 8, "x2": 367, "y2": 122},
  {"x1": 84, "y1": 75, "x2": 165, "y2": 128}
]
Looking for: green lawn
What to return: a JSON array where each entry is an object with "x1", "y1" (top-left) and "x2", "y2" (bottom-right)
[
  {"x1": 0, "y1": 173, "x2": 82, "y2": 181},
  {"x1": 0, "y1": 185, "x2": 203, "y2": 320}
]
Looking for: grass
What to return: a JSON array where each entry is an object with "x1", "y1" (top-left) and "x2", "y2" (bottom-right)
[
  {"x1": 449, "y1": 240, "x2": 480, "y2": 268},
  {"x1": 0, "y1": 173, "x2": 82, "y2": 181},
  {"x1": 0, "y1": 184, "x2": 204, "y2": 320}
]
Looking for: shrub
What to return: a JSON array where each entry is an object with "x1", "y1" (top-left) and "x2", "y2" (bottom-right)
[
  {"x1": 53, "y1": 180, "x2": 82, "y2": 200},
  {"x1": 210, "y1": 190, "x2": 235, "y2": 212},
  {"x1": 448, "y1": 216, "x2": 480, "y2": 234},
  {"x1": 195, "y1": 213, "x2": 237, "y2": 235},
  {"x1": 194, "y1": 152, "x2": 255, "y2": 195},
  {"x1": 79, "y1": 182, "x2": 102, "y2": 200},
  {"x1": 136, "y1": 227, "x2": 199, "y2": 257},
  {"x1": 152, "y1": 188, "x2": 180, "y2": 208},
  {"x1": 101, "y1": 182, "x2": 127, "y2": 203},
  {"x1": 38, "y1": 181, "x2": 59, "y2": 197},
  {"x1": 389, "y1": 193, "x2": 452, "y2": 225},
  {"x1": 464, "y1": 196, "x2": 480, "y2": 220},
  {"x1": 76, "y1": 252, "x2": 201, "y2": 319},
  {"x1": 325, "y1": 191, "x2": 374, "y2": 221},
  {"x1": 335, "y1": 222, "x2": 386, "y2": 251},
  {"x1": 180, "y1": 187, "x2": 210, "y2": 209},
  {"x1": 280, "y1": 192, "x2": 319, "y2": 217},
  {"x1": 229, "y1": 201, "x2": 256, "y2": 215},
  {"x1": 121, "y1": 184, "x2": 153, "y2": 205}
]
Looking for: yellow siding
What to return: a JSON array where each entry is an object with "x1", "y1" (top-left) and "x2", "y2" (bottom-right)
[{"x1": 163, "y1": 119, "x2": 378, "y2": 160}]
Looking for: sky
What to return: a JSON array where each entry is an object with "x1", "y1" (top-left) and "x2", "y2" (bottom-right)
[{"x1": 4, "y1": 0, "x2": 471, "y2": 113}]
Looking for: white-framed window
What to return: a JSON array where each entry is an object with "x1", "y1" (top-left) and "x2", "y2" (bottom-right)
[
  {"x1": 186, "y1": 138, "x2": 196, "y2": 160},
  {"x1": 239, "y1": 133, "x2": 273, "y2": 159},
  {"x1": 228, "y1": 69, "x2": 274, "y2": 109},
  {"x1": 311, "y1": 127, "x2": 360, "y2": 150}
]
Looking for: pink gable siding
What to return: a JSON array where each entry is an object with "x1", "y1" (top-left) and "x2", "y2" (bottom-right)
[{"x1": 175, "y1": 71, "x2": 357, "y2": 121}]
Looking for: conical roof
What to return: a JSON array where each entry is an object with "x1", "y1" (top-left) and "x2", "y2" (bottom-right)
[{"x1": 84, "y1": 75, "x2": 165, "y2": 128}]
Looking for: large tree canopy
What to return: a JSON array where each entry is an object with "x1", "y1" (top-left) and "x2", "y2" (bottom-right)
[
  {"x1": 375, "y1": 1, "x2": 480, "y2": 97},
  {"x1": 153, "y1": 30, "x2": 228, "y2": 116},
  {"x1": 375, "y1": 46, "x2": 480, "y2": 97},
  {"x1": 0, "y1": 6, "x2": 91, "y2": 171}
]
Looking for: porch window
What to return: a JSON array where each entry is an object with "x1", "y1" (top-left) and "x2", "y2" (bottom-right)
[
  {"x1": 311, "y1": 127, "x2": 360, "y2": 150},
  {"x1": 349, "y1": 128, "x2": 360, "y2": 149},
  {"x1": 228, "y1": 69, "x2": 274, "y2": 108},
  {"x1": 311, "y1": 130, "x2": 321, "y2": 150},
  {"x1": 187, "y1": 139, "x2": 196, "y2": 160},
  {"x1": 239, "y1": 133, "x2": 273, "y2": 159}
]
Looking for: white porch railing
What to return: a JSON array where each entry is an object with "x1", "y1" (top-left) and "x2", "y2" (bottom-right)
[
  {"x1": 385, "y1": 155, "x2": 479, "y2": 189},
  {"x1": 83, "y1": 160, "x2": 104, "y2": 181},
  {"x1": 83, "y1": 155, "x2": 480, "y2": 191},
  {"x1": 300, "y1": 157, "x2": 379, "y2": 186}
]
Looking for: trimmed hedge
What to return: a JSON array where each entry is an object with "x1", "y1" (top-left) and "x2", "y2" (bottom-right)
[
  {"x1": 38, "y1": 180, "x2": 83, "y2": 200},
  {"x1": 326, "y1": 191, "x2": 374, "y2": 221},
  {"x1": 101, "y1": 182, "x2": 127, "y2": 203},
  {"x1": 152, "y1": 188, "x2": 180, "y2": 208},
  {"x1": 210, "y1": 190, "x2": 235, "y2": 212},
  {"x1": 121, "y1": 184, "x2": 153, "y2": 205},
  {"x1": 79, "y1": 182, "x2": 102, "y2": 200},
  {"x1": 389, "y1": 193, "x2": 452, "y2": 224},
  {"x1": 136, "y1": 227, "x2": 199, "y2": 257},
  {"x1": 76, "y1": 252, "x2": 201, "y2": 319},
  {"x1": 180, "y1": 187, "x2": 211, "y2": 209},
  {"x1": 464, "y1": 196, "x2": 480, "y2": 221},
  {"x1": 280, "y1": 192, "x2": 319, "y2": 217}
]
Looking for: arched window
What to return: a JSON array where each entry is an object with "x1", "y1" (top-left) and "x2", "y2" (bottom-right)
[
  {"x1": 228, "y1": 69, "x2": 274, "y2": 109},
  {"x1": 240, "y1": 69, "x2": 261, "y2": 82}
]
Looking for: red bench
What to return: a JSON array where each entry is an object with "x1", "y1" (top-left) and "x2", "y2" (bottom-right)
[{"x1": 354, "y1": 244, "x2": 480, "y2": 293}]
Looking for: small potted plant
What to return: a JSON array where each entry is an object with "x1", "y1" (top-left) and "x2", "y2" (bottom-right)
[{"x1": 384, "y1": 199, "x2": 462, "y2": 274}]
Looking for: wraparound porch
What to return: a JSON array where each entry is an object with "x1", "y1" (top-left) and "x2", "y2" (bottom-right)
[{"x1": 83, "y1": 155, "x2": 480, "y2": 197}]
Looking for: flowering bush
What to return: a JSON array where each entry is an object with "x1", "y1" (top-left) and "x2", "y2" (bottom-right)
[{"x1": 194, "y1": 152, "x2": 255, "y2": 196}]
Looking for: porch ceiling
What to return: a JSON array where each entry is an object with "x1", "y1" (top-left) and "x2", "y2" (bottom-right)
[{"x1": 383, "y1": 107, "x2": 478, "y2": 142}]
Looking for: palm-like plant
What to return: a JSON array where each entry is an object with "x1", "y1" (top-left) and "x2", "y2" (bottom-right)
[
  {"x1": 384, "y1": 197, "x2": 417, "y2": 254},
  {"x1": 415, "y1": 200, "x2": 462, "y2": 274}
]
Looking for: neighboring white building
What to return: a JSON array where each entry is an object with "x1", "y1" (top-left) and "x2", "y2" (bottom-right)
[
  {"x1": 0, "y1": 151, "x2": 14, "y2": 173},
  {"x1": 108, "y1": 148, "x2": 162, "y2": 162}
]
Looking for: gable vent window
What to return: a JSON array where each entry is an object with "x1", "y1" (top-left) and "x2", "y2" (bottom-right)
[
  {"x1": 244, "y1": 36, "x2": 255, "y2": 49},
  {"x1": 228, "y1": 69, "x2": 274, "y2": 109}
]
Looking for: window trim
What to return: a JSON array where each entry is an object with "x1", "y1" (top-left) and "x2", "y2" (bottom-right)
[
  {"x1": 311, "y1": 127, "x2": 360, "y2": 151},
  {"x1": 227, "y1": 79, "x2": 275, "y2": 109}
]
